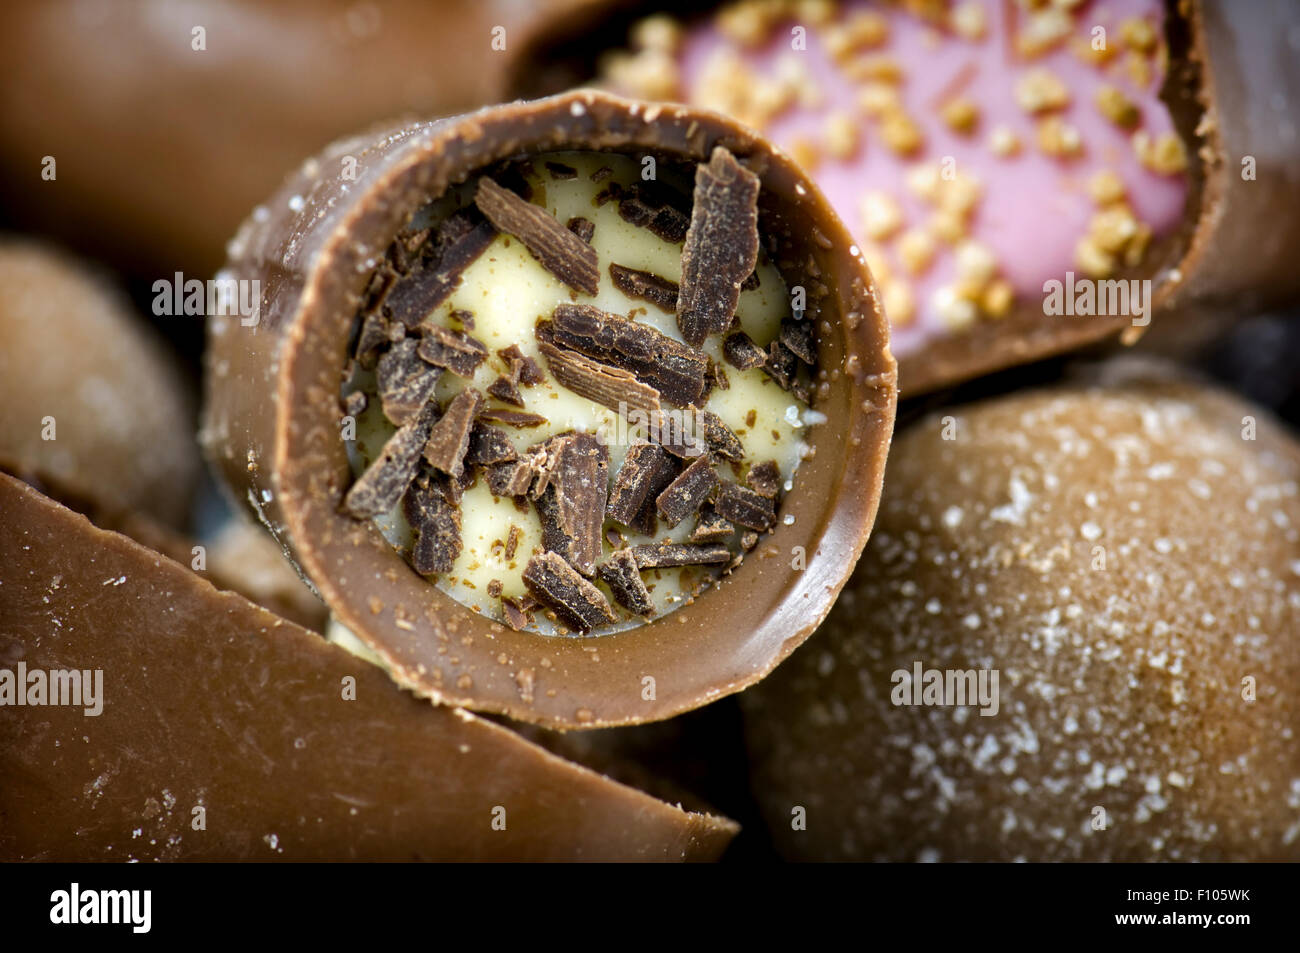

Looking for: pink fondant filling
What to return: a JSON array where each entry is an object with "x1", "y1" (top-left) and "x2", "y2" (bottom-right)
[{"x1": 672, "y1": 0, "x2": 1188, "y2": 356}]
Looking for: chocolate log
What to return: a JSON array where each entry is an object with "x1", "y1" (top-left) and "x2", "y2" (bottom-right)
[
  {"x1": 0, "y1": 472, "x2": 737, "y2": 861},
  {"x1": 201, "y1": 89, "x2": 896, "y2": 730},
  {"x1": 0, "y1": 240, "x2": 199, "y2": 527},
  {"x1": 507, "y1": 0, "x2": 1300, "y2": 395},
  {"x1": 742, "y1": 360, "x2": 1300, "y2": 861},
  {"x1": 0, "y1": 0, "x2": 576, "y2": 277}
]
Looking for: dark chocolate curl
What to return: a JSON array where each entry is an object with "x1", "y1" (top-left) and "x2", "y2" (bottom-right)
[
  {"x1": 533, "y1": 432, "x2": 608, "y2": 577},
  {"x1": 598, "y1": 548, "x2": 655, "y2": 616},
  {"x1": 475, "y1": 177, "x2": 599, "y2": 294},
  {"x1": 656, "y1": 455, "x2": 718, "y2": 527},
  {"x1": 343, "y1": 399, "x2": 440, "y2": 518},
  {"x1": 523, "y1": 551, "x2": 616, "y2": 632}
]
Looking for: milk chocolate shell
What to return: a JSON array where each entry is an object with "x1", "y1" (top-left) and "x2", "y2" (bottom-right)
[
  {"x1": 0, "y1": 472, "x2": 737, "y2": 862},
  {"x1": 201, "y1": 90, "x2": 896, "y2": 730},
  {"x1": 0, "y1": 240, "x2": 199, "y2": 527},
  {"x1": 743, "y1": 362, "x2": 1300, "y2": 861},
  {"x1": 507, "y1": 0, "x2": 1300, "y2": 396}
]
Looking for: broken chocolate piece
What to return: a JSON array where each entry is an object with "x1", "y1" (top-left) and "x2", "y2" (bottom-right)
[
  {"x1": 377, "y1": 337, "x2": 442, "y2": 425},
  {"x1": 487, "y1": 578, "x2": 503, "y2": 598},
  {"x1": 706, "y1": 358, "x2": 730, "y2": 392},
  {"x1": 545, "y1": 161, "x2": 578, "y2": 179},
  {"x1": 416, "y1": 325, "x2": 488, "y2": 378},
  {"x1": 477, "y1": 408, "x2": 550, "y2": 428},
  {"x1": 423, "y1": 388, "x2": 482, "y2": 478},
  {"x1": 536, "y1": 326, "x2": 662, "y2": 416},
  {"x1": 487, "y1": 459, "x2": 537, "y2": 498},
  {"x1": 567, "y1": 217, "x2": 595, "y2": 244},
  {"x1": 403, "y1": 467, "x2": 462, "y2": 575},
  {"x1": 499, "y1": 345, "x2": 544, "y2": 387},
  {"x1": 617, "y1": 183, "x2": 691, "y2": 243},
  {"x1": 487, "y1": 375, "x2": 526, "y2": 407},
  {"x1": 607, "y1": 443, "x2": 676, "y2": 528},
  {"x1": 632, "y1": 542, "x2": 732, "y2": 569},
  {"x1": 342, "y1": 390, "x2": 368, "y2": 418},
  {"x1": 450, "y1": 308, "x2": 475, "y2": 330},
  {"x1": 533, "y1": 432, "x2": 608, "y2": 577},
  {"x1": 342, "y1": 399, "x2": 440, "y2": 518},
  {"x1": 690, "y1": 506, "x2": 735, "y2": 543},
  {"x1": 474, "y1": 177, "x2": 599, "y2": 295},
  {"x1": 598, "y1": 549, "x2": 654, "y2": 616},
  {"x1": 610, "y1": 263, "x2": 679, "y2": 313},
  {"x1": 384, "y1": 210, "x2": 496, "y2": 326},
  {"x1": 656, "y1": 455, "x2": 717, "y2": 527},
  {"x1": 780, "y1": 318, "x2": 817, "y2": 365},
  {"x1": 548, "y1": 303, "x2": 708, "y2": 407},
  {"x1": 714, "y1": 481, "x2": 776, "y2": 531},
  {"x1": 723, "y1": 330, "x2": 768, "y2": 371},
  {"x1": 700, "y1": 410, "x2": 744, "y2": 462},
  {"x1": 501, "y1": 596, "x2": 532, "y2": 631},
  {"x1": 677, "y1": 147, "x2": 760, "y2": 346},
  {"x1": 466, "y1": 423, "x2": 517, "y2": 466},
  {"x1": 522, "y1": 551, "x2": 616, "y2": 632},
  {"x1": 505, "y1": 524, "x2": 522, "y2": 561},
  {"x1": 763, "y1": 339, "x2": 799, "y2": 391},
  {"x1": 746, "y1": 460, "x2": 782, "y2": 499},
  {"x1": 355, "y1": 310, "x2": 406, "y2": 369}
]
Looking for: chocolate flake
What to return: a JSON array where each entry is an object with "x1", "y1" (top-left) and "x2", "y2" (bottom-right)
[
  {"x1": 384, "y1": 210, "x2": 496, "y2": 326},
  {"x1": 501, "y1": 596, "x2": 533, "y2": 631},
  {"x1": 355, "y1": 311, "x2": 405, "y2": 369},
  {"x1": 677, "y1": 147, "x2": 761, "y2": 346},
  {"x1": 486, "y1": 460, "x2": 536, "y2": 498},
  {"x1": 522, "y1": 552, "x2": 615, "y2": 632},
  {"x1": 747, "y1": 460, "x2": 782, "y2": 498},
  {"x1": 763, "y1": 339, "x2": 799, "y2": 391},
  {"x1": 779, "y1": 318, "x2": 817, "y2": 365},
  {"x1": 423, "y1": 388, "x2": 482, "y2": 478},
  {"x1": 505, "y1": 524, "x2": 522, "y2": 561},
  {"x1": 417, "y1": 325, "x2": 488, "y2": 378},
  {"x1": 607, "y1": 443, "x2": 675, "y2": 527},
  {"x1": 487, "y1": 375, "x2": 525, "y2": 407},
  {"x1": 714, "y1": 481, "x2": 775, "y2": 530},
  {"x1": 567, "y1": 216, "x2": 595, "y2": 244},
  {"x1": 548, "y1": 303, "x2": 708, "y2": 407},
  {"x1": 450, "y1": 308, "x2": 475, "y2": 330},
  {"x1": 722, "y1": 330, "x2": 769, "y2": 371},
  {"x1": 477, "y1": 408, "x2": 550, "y2": 428},
  {"x1": 617, "y1": 183, "x2": 691, "y2": 244},
  {"x1": 591, "y1": 165, "x2": 613, "y2": 183},
  {"x1": 536, "y1": 326, "x2": 661, "y2": 416},
  {"x1": 631, "y1": 542, "x2": 731, "y2": 569},
  {"x1": 498, "y1": 345, "x2": 543, "y2": 386},
  {"x1": 545, "y1": 161, "x2": 578, "y2": 179},
  {"x1": 533, "y1": 432, "x2": 608, "y2": 577},
  {"x1": 474, "y1": 177, "x2": 599, "y2": 295},
  {"x1": 342, "y1": 400, "x2": 440, "y2": 519},
  {"x1": 402, "y1": 467, "x2": 462, "y2": 575},
  {"x1": 466, "y1": 424, "x2": 517, "y2": 467},
  {"x1": 487, "y1": 579, "x2": 503, "y2": 599},
  {"x1": 700, "y1": 411, "x2": 744, "y2": 462},
  {"x1": 343, "y1": 390, "x2": 368, "y2": 418},
  {"x1": 609, "y1": 264, "x2": 679, "y2": 313},
  {"x1": 690, "y1": 507, "x2": 735, "y2": 543},
  {"x1": 377, "y1": 338, "x2": 442, "y2": 425},
  {"x1": 598, "y1": 549, "x2": 654, "y2": 616},
  {"x1": 656, "y1": 455, "x2": 718, "y2": 527}
]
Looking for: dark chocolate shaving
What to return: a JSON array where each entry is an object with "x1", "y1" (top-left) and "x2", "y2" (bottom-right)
[
  {"x1": 487, "y1": 375, "x2": 525, "y2": 407},
  {"x1": 617, "y1": 183, "x2": 691, "y2": 244},
  {"x1": 532, "y1": 432, "x2": 608, "y2": 577},
  {"x1": 536, "y1": 327, "x2": 661, "y2": 416},
  {"x1": 547, "y1": 303, "x2": 708, "y2": 407},
  {"x1": 383, "y1": 210, "x2": 496, "y2": 326},
  {"x1": 609, "y1": 264, "x2": 679, "y2": 313},
  {"x1": 423, "y1": 388, "x2": 482, "y2": 478},
  {"x1": 486, "y1": 460, "x2": 536, "y2": 498},
  {"x1": 522, "y1": 552, "x2": 616, "y2": 632},
  {"x1": 417, "y1": 325, "x2": 488, "y2": 378},
  {"x1": 779, "y1": 318, "x2": 817, "y2": 365},
  {"x1": 501, "y1": 596, "x2": 533, "y2": 631},
  {"x1": 690, "y1": 507, "x2": 735, "y2": 543},
  {"x1": 450, "y1": 308, "x2": 475, "y2": 330},
  {"x1": 377, "y1": 338, "x2": 442, "y2": 425},
  {"x1": 647, "y1": 410, "x2": 706, "y2": 459},
  {"x1": 343, "y1": 390, "x2": 368, "y2": 418},
  {"x1": 342, "y1": 400, "x2": 440, "y2": 519},
  {"x1": 598, "y1": 549, "x2": 654, "y2": 616},
  {"x1": 700, "y1": 411, "x2": 744, "y2": 462},
  {"x1": 505, "y1": 525, "x2": 522, "y2": 561},
  {"x1": 722, "y1": 330, "x2": 768, "y2": 371},
  {"x1": 707, "y1": 358, "x2": 730, "y2": 392},
  {"x1": 714, "y1": 482, "x2": 776, "y2": 530},
  {"x1": 545, "y1": 161, "x2": 578, "y2": 179},
  {"x1": 656, "y1": 455, "x2": 718, "y2": 527},
  {"x1": 606, "y1": 443, "x2": 675, "y2": 528},
  {"x1": 591, "y1": 166, "x2": 613, "y2": 183},
  {"x1": 498, "y1": 345, "x2": 544, "y2": 387},
  {"x1": 631, "y1": 542, "x2": 731, "y2": 569},
  {"x1": 746, "y1": 460, "x2": 782, "y2": 498},
  {"x1": 677, "y1": 147, "x2": 761, "y2": 346},
  {"x1": 355, "y1": 311, "x2": 404, "y2": 369},
  {"x1": 466, "y1": 424, "x2": 517, "y2": 467},
  {"x1": 763, "y1": 339, "x2": 799, "y2": 391},
  {"x1": 567, "y1": 216, "x2": 595, "y2": 244},
  {"x1": 477, "y1": 408, "x2": 550, "y2": 428},
  {"x1": 474, "y1": 177, "x2": 599, "y2": 295},
  {"x1": 402, "y1": 467, "x2": 462, "y2": 575}
]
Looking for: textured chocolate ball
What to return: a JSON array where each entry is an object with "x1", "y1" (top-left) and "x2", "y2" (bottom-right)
[
  {"x1": 744, "y1": 362, "x2": 1300, "y2": 861},
  {"x1": 0, "y1": 241, "x2": 199, "y2": 526}
]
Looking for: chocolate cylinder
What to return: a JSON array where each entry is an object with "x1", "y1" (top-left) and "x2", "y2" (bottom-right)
[
  {"x1": 506, "y1": 1, "x2": 1300, "y2": 395},
  {"x1": 0, "y1": 240, "x2": 199, "y2": 527},
  {"x1": 0, "y1": 472, "x2": 737, "y2": 861},
  {"x1": 201, "y1": 90, "x2": 896, "y2": 730},
  {"x1": 743, "y1": 361, "x2": 1300, "y2": 861}
]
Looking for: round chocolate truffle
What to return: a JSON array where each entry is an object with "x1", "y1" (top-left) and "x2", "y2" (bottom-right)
[{"x1": 744, "y1": 361, "x2": 1300, "y2": 861}]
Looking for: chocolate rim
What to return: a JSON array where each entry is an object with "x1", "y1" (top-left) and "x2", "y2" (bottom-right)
[
  {"x1": 503, "y1": 0, "x2": 1219, "y2": 398},
  {"x1": 202, "y1": 89, "x2": 896, "y2": 730}
]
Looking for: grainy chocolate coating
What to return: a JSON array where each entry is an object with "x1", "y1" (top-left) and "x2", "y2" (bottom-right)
[
  {"x1": 0, "y1": 473, "x2": 737, "y2": 861},
  {"x1": 201, "y1": 90, "x2": 895, "y2": 729},
  {"x1": 744, "y1": 363, "x2": 1300, "y2": 861}
]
